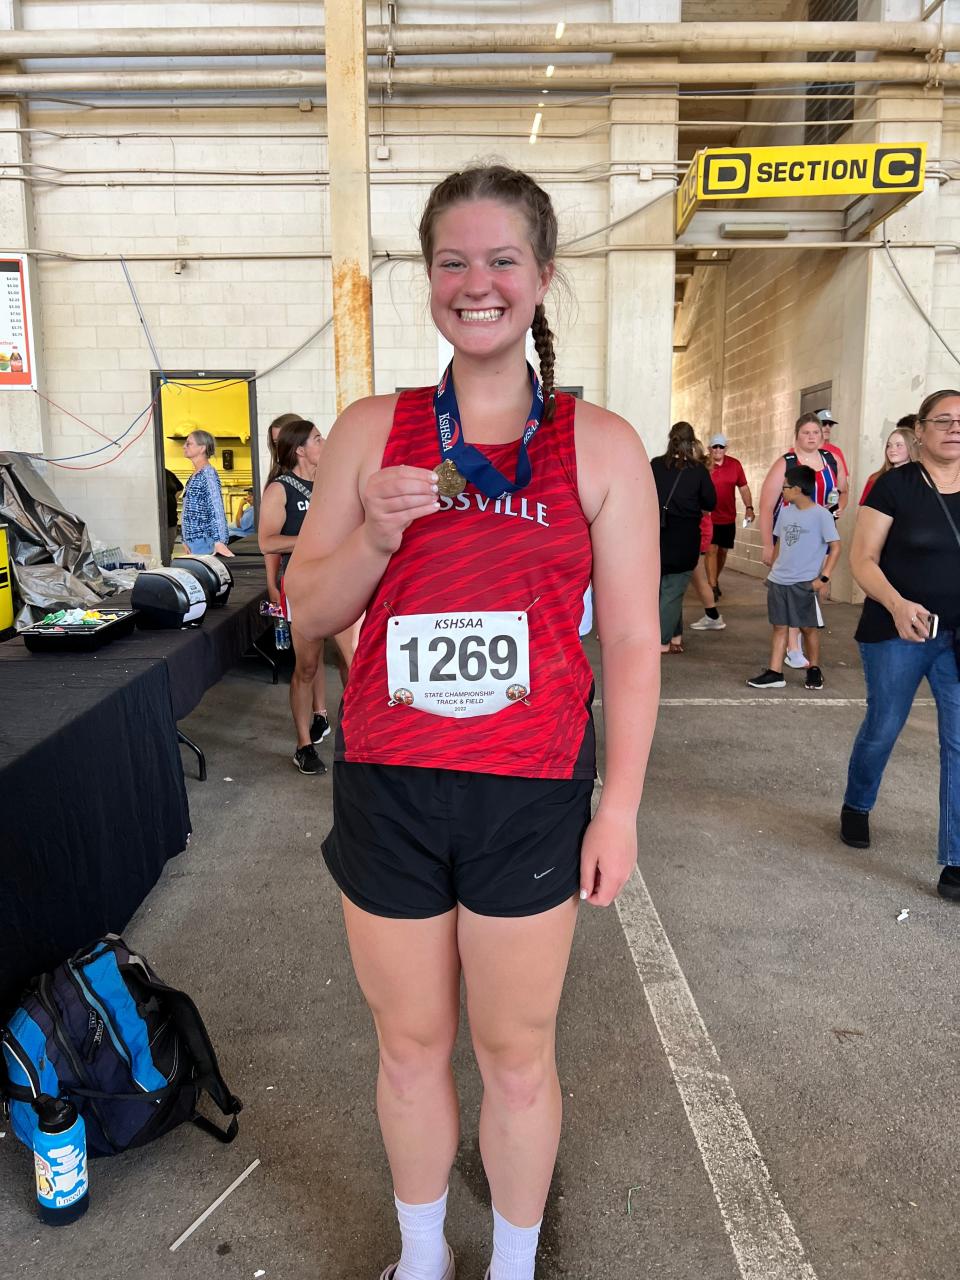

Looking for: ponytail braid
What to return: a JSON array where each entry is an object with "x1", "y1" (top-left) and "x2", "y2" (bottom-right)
[{"x1": 531, "y1": 303, "x2": 557, "y2": 422}]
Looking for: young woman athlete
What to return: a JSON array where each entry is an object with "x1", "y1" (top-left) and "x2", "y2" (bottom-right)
[
  {"x1": 285, "y1": 165, "x2": 660, "y2": 1280},
  {"x1": 257, "y1": 418, "x2": 331, "y2": 774}
]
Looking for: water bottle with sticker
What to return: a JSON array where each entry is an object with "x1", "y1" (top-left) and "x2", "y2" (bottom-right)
[{"x1": 32, "y1": 1094, "x2": 89, "y2": 1225}]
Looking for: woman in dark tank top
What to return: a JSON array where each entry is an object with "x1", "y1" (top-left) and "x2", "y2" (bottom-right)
[{"x1": 258, "y1": 419, "x2": 330, "y2": 775}]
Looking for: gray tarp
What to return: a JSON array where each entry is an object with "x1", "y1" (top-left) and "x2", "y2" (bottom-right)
[{"x1": 0, "y1": 451, "x2": 112, "y2": 628}]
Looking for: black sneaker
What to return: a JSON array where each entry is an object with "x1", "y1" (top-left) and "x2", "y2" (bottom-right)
[
  {"x1": 937, "y1": 865, "x2": 960, "y2": 901},
  {"x1": 310, "y1": 712, "x2": 331, "y2": 744},
  {"x1": 804, "y1": 666, "x2": 824, "y2": 690},
  {"x1": 293, "y1": 744, "x2": 326, "y2": 775},
  {"x1": 840, "y1": 805, "x2": 870, "y2": 848},
  {"x1": 746, "y1": 669, "x2": 786, "y2": 689}
]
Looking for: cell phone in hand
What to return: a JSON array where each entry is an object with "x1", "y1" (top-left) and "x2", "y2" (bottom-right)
[{"x1": 926, "y1": 612, "x2": 940, "y2": 640}]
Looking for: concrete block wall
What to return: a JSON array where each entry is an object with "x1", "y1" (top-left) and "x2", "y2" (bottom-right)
[
  {"x1": 673, "y1": 244, "x2": 860, "y2": 582},
  {"x1": 671, "y1": 265, "x2": 726, "y2": 445},
  {"x1": 17, "y1": 85, "x2": 609, "y2": 556}
]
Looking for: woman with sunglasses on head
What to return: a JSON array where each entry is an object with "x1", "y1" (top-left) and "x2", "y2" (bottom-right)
[
  {"x1": 841, "y1": 390, "x2": 960, "y2": 900},
  {"x1": 285, "y1": 164, "x2": 660, "y2": 1280}
]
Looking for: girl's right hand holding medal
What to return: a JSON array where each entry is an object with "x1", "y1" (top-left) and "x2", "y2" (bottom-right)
[{"x1": 361, "y1": 465, "x2": 440, "y2": 555}]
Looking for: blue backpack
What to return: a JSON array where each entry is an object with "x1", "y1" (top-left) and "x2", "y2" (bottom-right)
[{"x1": 1, "y1": 936, "x2": 241, "y2": 1157}]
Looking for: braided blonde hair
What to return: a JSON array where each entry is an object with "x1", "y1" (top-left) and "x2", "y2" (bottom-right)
[{"x1": 418, "y1": 165, "x2": 559, "y2": 420}]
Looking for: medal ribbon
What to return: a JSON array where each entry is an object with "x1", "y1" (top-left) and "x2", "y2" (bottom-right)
[{"x1": 433, "y1": 361, "x2": 545, "y2": 499}]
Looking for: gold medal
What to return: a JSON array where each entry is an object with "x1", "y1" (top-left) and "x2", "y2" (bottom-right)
[{"x1": 436, "y1": 458, "x2": 467, "y2": 498}]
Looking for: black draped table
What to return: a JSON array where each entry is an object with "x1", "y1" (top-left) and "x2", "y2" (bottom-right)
[{"x1": 0, "y1": 559, "x2": 269, "y2": 1013}]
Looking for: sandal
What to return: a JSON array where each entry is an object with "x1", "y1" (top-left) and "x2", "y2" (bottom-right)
[{"x1": 668, "y1": 641, "x2": 684, "y2": 654}]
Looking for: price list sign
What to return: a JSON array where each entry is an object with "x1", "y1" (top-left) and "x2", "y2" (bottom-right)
[{"x1": 0, "y1": 258, "x2": 35, "y2": 389}]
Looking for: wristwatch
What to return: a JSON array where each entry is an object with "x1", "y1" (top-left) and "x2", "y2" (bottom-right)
[{"x1": 819, "y1": 575, "x2": 830, "y2": 583}]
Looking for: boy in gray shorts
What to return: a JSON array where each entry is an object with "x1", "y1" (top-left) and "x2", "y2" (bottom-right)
[{"x1": 747, "y1": 465, "x2": 840, "y2": 690}]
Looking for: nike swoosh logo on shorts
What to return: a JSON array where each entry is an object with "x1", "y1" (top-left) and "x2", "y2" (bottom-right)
[{"x1": 533, "y1": 867, "x2": 555, "y2": 879}]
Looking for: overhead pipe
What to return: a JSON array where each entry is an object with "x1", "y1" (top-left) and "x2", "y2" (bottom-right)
[
  {"x1": 1, "y1": 22, "x2": 960, "y2": 59},
  {"x1": 0, "y1": 60, "x2": 957, "y2": 97},
  {"x1": 7, "y1": 241, "x2": 960, "y2": 265}
]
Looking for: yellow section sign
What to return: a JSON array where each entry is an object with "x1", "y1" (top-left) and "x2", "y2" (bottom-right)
[{"x1": 676, "y1": 143, "x2": 926, "y2": 234}]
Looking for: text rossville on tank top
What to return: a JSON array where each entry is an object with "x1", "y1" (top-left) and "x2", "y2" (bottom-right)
[{"x1": 437, "y1": 491, "x2": 550, "y2": 526}]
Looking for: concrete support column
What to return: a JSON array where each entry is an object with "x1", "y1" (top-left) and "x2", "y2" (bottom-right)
[
  {"x1": 0, "y1": 0, "x2": 46, "y2": 452},
  {"x1": 326, "y1": 0, "x2": 374, "y2": 414},
  {"x1": 604, "y1": 0, "x2": 680, "y2": 456},
  {"x1": 830, "y1": 15, "x2": 944, "y2": 599}
]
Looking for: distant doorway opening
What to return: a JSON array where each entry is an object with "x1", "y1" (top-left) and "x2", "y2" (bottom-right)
[{"x1": 152, "y1": 370, "x2": 259, "y2": 561}]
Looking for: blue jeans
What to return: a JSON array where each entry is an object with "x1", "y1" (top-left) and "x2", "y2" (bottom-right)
[
  {"x1": 183, "y1": 536, "x2": 215, "y2": 555},
  {"x1": 844, "y1": 633, "x2": 960, "y2": 865}
]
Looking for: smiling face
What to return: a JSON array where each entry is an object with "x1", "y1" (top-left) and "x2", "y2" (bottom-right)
[
  {"x1": 885, "y1": 431, "x2": 911, "y2": 466},
  {"x1": 427, "y1": 199, "x2": 554, "y2": 363}
]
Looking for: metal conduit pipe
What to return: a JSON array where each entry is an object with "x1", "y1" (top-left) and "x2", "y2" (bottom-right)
[
  {"x1": 2, "y1": 22, "x2": 960, "y2": 59},
  {"x1": 0, "y1": 61, "x2": 958, "y2": 96},
  {"x1": 6, "y1": 241, "x2": 960, "y2": 264}
]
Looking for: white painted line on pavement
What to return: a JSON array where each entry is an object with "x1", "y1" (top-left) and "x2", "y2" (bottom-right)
[
  {"x1": 658, "y1": 697, "x2": 936, "y2": 707},
  {"x1": 614, "y1": 865, "x2": 819, "y2": 1280},
  {"x1": 592, "y1": 697, "x2": 936, "y2": 708}
]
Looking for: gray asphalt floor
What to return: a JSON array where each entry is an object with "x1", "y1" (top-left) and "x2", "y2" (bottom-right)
[{"x1": 1, "y1": 570, "x2": 954, "y2": 1280}]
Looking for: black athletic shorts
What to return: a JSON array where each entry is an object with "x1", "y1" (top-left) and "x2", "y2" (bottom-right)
[
  {"x1": 711, "y1": 521, "x2": 736, "y2": 550},
  {"x1": 766, "y1": 580, "x2": 824, "y2": 629},
  {"x1": 322, "y1": 763, "x2": 594, "y2": 919}
]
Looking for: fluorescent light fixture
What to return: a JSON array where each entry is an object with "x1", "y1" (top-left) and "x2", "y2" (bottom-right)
[
  {"x1": 719, "y1": 222, "x2": 789, "y2": 240},
  {"x1": 529, "y1": 133, "x2": 538, "y2": 145},
  {"x1": 555, "y1": 21, "x2": 565, "y2": 38},
  {"x1": 546, "y1": 64, "x2": 555, "y2": 77},
  {"x1": 531, "y1": 112, "x2": 543, "y2": 134}
]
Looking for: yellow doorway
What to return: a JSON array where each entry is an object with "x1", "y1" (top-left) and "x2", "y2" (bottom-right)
[{"x1": 153, "y1": 370, "x2": 260, "y2": 547}]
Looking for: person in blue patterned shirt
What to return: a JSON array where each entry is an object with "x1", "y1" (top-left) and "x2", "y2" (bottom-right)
[{"x1": 180, "y1": 430, "x2": 234, "y2": 557}]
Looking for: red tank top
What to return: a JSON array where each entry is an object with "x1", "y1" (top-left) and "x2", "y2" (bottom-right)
[{"x1": 337, "y1": 386, "x2": 595, "y2": 779}]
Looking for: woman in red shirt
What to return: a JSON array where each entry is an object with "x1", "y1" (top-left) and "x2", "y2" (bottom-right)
[{"x1": 286, "y1": 165, "x2": 660, "y2": 1280}]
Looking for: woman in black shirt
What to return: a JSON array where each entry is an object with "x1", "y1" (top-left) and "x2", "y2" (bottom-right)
[
  {"x1": 650, "y1": 422, "x2": 716, "y2": 653},
  {"x1": 842, "y1": 389, "x2": 960, "y2": 899},
  {"x1": 259, "y1": 419, "x2": 329, "y2": 775}
]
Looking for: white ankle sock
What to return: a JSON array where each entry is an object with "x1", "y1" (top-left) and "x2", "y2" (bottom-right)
[
  {"x1": 490, "y1": 1205, "x2": 542, "y2": 1280},
  {"x1": 394, "y1": 1188, "x2": 449, "y2": 1280}
]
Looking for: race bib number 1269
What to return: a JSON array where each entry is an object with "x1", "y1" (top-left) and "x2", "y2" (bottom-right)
[{"x1": 386, "y1": 611, "x2": 531, "y2": 719}]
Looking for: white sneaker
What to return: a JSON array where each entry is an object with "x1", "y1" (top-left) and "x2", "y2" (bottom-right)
[
  {"x1": 784, "y1": 648, "x2": 809, "y2": 669},
  {"x1": 690, "y1": 614, "x2": 726, "y2": 631}
]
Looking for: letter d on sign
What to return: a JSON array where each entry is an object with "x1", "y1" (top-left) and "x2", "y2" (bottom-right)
[{"x1": 701, "y1": 151, "x2": 751, "y2": 196}]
